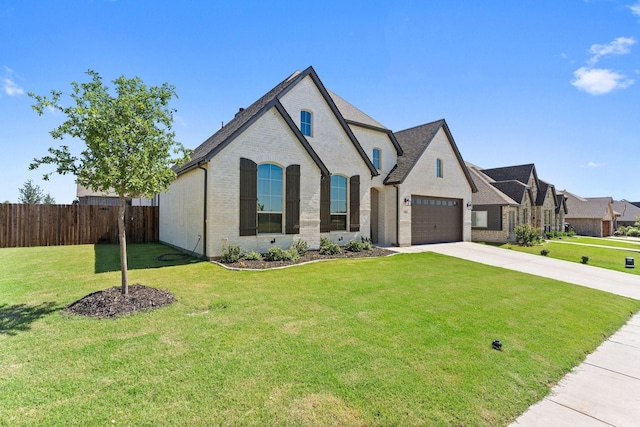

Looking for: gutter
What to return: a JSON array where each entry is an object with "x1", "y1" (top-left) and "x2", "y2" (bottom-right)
[
  {"x1": 198, "y1": 163, "x2": 208, "y2": 258},
  {"x1": 395, "y1": 185, "x2": 400, "y2": 246}
]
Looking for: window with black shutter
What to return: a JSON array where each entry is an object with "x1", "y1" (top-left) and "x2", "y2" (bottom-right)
[
  {"x1": 239, "y1": 158, "x2": 257, "y2": 236},
  {"x1": 286, "y1": 165, "x2": 300, "y2": 234}
]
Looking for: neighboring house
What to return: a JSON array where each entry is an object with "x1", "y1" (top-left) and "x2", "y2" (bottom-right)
[
  {"x1": 159, "y1": 66, "x2": 477, "y2": 258},
  {"x1": 612, "y1": 199, "x2": 640, "y2": 228},
  {"x1": 466, "y1": 163, "x2": 565, "y2": 243},
  {"x1": 76, "y1": 184, "x2": 156, "y2": 206},
  {"x1": 563, "y1": 191, "x2": 615, "y2": 237}
]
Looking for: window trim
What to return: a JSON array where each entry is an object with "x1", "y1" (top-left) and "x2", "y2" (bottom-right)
[
  {"x1": 372, "y1": 148, "x2": 381, "y2": 170},
  {"x1": 257, "y1": 162, "x2": 284, "y2": 234},
  {"x1": 472, "y1": 210, "x2": 488, "y2": 228},
  {"x1": 300, "y1": 110, "x2": 313, "y2": 137},
  {"x1": 330, "y1": 174, "x2": 348, "y2": 231},
  {"x1": 436, "y1": 158, "x2": 443, "y2": 178}
]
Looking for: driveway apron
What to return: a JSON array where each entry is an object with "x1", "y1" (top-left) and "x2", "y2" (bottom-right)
[{"x1": 386, "y1": 242, "x2": 640, "y2": 427}]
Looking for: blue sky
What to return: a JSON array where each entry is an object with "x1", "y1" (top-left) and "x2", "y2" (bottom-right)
[{"x1": 1, "y1": 0, "x2": 639, "y2": 203}]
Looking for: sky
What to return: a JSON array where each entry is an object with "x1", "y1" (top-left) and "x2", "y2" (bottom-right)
[{"x1": 1, "y1": 0, "x2": 639, "y2": 204}]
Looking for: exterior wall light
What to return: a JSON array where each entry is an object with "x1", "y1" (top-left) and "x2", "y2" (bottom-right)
[
  {"x1": 467, "y1": 201, "x2": 473, "y2": 210},
  {"x1": 404, "y1": 196, "x2": 411, "y2": 206}
]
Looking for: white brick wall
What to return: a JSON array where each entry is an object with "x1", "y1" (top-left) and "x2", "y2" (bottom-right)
[{"x1": 396, "y1": 128, "x2": 473, "y2": 245}]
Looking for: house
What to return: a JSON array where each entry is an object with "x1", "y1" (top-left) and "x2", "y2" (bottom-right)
[
  {"x1": 563, "y1": 191, "x2": 615, "y2": 237},
  {"x1": 466, "y1": 163, "x2": 565, "y2": 243},
  {"x1": 159, "y1": 66, "x2": 477, "y2": 258},
  {"x1": 612, "y1": 200, "x2": 640, "y2": 228},
  {"x1": 76, "y1": 184, "x2": 157, "y2": 206}
]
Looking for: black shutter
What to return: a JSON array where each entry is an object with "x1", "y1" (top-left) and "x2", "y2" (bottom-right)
[
  {"x1": 350, "y1": 175, "x2": 360, "y2": 232},
  {"x1": 286, "y1": 164, "x2": 300, "y2": 234},
  {"x1": 239, "y1": 158, "x2": 257, "y2": 236},
  {"x1": 320, "y1": 175, "x2": 331, "y2": 233}
]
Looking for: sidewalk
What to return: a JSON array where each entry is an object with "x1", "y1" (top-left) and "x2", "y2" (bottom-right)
[{"x1": 387, "y1": 242, "x2": 640, "y2": 426}]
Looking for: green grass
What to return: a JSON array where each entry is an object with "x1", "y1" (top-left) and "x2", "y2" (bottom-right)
[
  {"x1": 500, "y1": 239, "x2": 640, "y2": 274},
  {"x1": 1, "y1": 244, "x2": 639, "y2": 426},
  {"x1": 556, "y1": 236, "x2": 640, "y2": 249}
]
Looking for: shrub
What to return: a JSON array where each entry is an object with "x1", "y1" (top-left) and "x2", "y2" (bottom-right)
[
  {"x1": 581, "y1": 255, "x2": 589, "y2": 264},
  {"x1": 345, "y1": 239, "x2": 364, "y2": 252},
  {"x1": 540, "y1": 249, "x2": 550, "y2": 256},
  {"x1": 614, "y1": 226, "x2": 627, "y2": 236},
  {"x1": 361, "y1": 237, "x2": 373, "y2": 251},
  {"x1": 244, "y1": 251, "x2": 262, "y2": 261},
  {"x1": 221, "y1": 245, "x2": 242, "y2": 263},
  {"x1": 627, "y1": 228, "x2": 640, "y2": 237},
  {"x1": 515, "y1": 224, "x2": 542, "y2": 246},
  {"x1": 265, "y1": 246, "x2": 300, "y2": 262},
  {"x1": 291, "y1": 239, "x2": 308, "y2": 255},
  {"x1": 319, "y1": 237, "x2": 341, "y2": 255},
  {"x1": 566, "y1": 230, "x2": 576, "y2": 237}
]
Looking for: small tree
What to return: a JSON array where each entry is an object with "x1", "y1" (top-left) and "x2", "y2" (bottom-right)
[
  {"x1": 42, "y1": 193, "x2": 56, "y2": 204},
  {"x1": 18, "y1": 180, "x2": 45, "y2": 204},
  {"x1": 29, "y1": 70, "x2": 190, "y2": 295}
]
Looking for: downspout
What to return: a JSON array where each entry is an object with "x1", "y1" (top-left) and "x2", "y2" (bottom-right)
[
  {"x1": 198, "y1": 163, "x2": 208, "y2": 258},
  {"x1": 395, "y1": 185, "x2": 400, "y2": 247}
]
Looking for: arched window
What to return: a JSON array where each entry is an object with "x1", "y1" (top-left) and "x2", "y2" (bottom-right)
[
  {"x1": 372, "y1": 148, "x2": 381, "y2": 170},
  {"x1": 257, "y1": 163, "x2": 283, "y2": 233},
  {"x1": 300, "y1": 110, "x2": 312, "y2": 137},
  {"x1": 330, "y1": 175, "x2": 347, "y2": 231}
]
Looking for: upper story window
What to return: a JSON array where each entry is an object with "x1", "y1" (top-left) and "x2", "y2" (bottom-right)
[
  {"x1": 372, "y1": 148, "x2": 381, "y2": 170},
  {"x1": 300, "y1": 110, "x2": 312, "y2": 137},
  {"x1": 330, "y1": 175, "x2": 347, "y2": 231},
  {"x1": 436, "y1": 158, "x2": 443, "y2": 178},
  {"x1": 257, "y1": 163, "x2": 283, "y2": 233}
]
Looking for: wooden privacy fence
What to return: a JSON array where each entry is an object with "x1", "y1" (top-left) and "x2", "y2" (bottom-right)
[{"x1": 0, "y1": 204, "x2": 159, "y2": 248}]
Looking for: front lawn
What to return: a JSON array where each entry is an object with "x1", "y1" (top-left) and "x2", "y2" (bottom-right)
[
  {"x1": 500, "y1": 240, "x2": 640, "y2": 274},
  {"x1": 1, "y1": 244, "x2": 639, "y2": 426}
]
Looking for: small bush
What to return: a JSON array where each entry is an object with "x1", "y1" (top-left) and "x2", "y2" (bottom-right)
[
  {"x1": 265, "y1": 246, "x2": 300, "y2": 262},
  {"x1": 244, "y1": 251, "x2": 262, "y2": 261},
  {"x1": 345, "y1": 239, "x2": 364, "y2": 252},
  {"x1": 515, "y1": 224, "x2": 542, "y2": 246},
  {"x1": 361, "y1": 237, "x2": 373, "y2": 250},
  {"x1": 614, "y1": 226, "x2": 627, "y2": 236},
  {"x1": 627, "y1": 228, "x2": 640, "y2": 237},
  {"x1": 319, "y1": 237, "x2": 341, "y2": 255},
  {"x1": 221, "y1": 245, "x2": 242, "y2": 263},
  {"x1": 291, "y1": 239, "x2": 308, "y2": 255},
  {"x1": 581, "y1": 255, "x2": 589, "y2": 264},
  {"x1": 566, "y1": 230, "x2": 576, "y2": 237},
  {"x1": 540, "y1": 249, "x2": 550, "y2": 256}
]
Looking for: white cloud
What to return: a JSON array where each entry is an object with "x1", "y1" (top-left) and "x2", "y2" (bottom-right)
[
  {"x1": 1, "y1": 66, "x2": 25, "y2": 96},
  {"x1": 571, "y1": 67, "x2": 634, "y2": 95},
  {"x1": 588, "y1": 37, "x2": 636, "y2": 65},
  {"x1": 586, "y1": 161, "x2": 599, "y2": 168},
  {"x1": 630, "y1": 1, "x2": 640, "y2": 17}
]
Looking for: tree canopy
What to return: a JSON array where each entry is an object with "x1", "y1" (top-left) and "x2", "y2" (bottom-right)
[
  {"x1": 18, "y1": 179, "x2": 55, "y2": 204},
  {"x1": 29, "y1": 70, "x2": 190, "y2": 294}
]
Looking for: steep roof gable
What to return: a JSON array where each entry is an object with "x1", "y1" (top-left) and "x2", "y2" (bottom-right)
[
  {"x1": 385, "y1": 119, "x2": 477, "y2": 192},
  {"x1": 481, "y1": 163, "x2": 539, "y2": 190},
  {"x1": 177, "y1": 66, "x2": 377, "y2": 177},
  {"x1": 491, "y1": 180, "x2": 531, "y2": 205},
  {"x1": 536, "y1": 179, "x2": 558, "y2": 207},
  {"x1": 466, "y1": 163, "x2": 517, "y2": 205}
]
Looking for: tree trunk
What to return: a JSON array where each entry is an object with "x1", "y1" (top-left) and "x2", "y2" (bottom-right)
[{"x1": 118, "y1": 195, "x2": 129, "y2": 295}]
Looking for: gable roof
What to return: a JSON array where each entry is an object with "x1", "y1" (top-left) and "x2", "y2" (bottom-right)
[
  {"x1": 481, "y1": 163, "x2": 539, "y2": 191},
  {"x1": 556, "y1": 193, "x2": 568, "y2": 214},
  {"x1": 385, "y1": 119, "x2": 477, "y2": 192},
  {"x1": 564, "y1": 191, "x2": 613, "y2": 220},
  {"x1": 536, "y1": 179, "x2": 558, "y2": 207},
  {"x1": 491, "y1": 180, "x2": 531, "y2": 205},
  {"x1": 177, "y1": 66, "x2": 377, "y2": 177},
  {"x1": 612, "y1": 199, "x2": 640, "y2": 223},
  {"x1": 327, "y1": 90, "x2": 403, "y2": 156},
  {"x1": 466, "y1": 163, "x2": 518, "y2": 205}
]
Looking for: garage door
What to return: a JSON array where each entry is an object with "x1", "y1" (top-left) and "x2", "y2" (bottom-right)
[{"x1": 411, "y1": 196, "x2": 462, "y2": 244}]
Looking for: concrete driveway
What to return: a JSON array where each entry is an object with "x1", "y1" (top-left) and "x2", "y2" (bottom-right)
[{"x1": 387, "y1": 242, "x2": 640, "y2": 426}]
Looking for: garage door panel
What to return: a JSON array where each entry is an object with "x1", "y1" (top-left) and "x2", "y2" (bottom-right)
[{"x1": 411, "y1": 196, "x2": 462, "y2": 244}]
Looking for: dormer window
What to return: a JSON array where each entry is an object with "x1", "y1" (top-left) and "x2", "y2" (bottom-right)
[
  {"x1": 372, "y1": 148, "x2": 381, "y2": 170},
  {"x1": 300, "y1": 110, "x2": 312, "y2": 137}
]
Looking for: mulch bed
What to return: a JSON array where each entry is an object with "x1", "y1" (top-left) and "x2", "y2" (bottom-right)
[
  {"x1": 66, "y1": 284, "x2": 175, "y2": 319},
  {"x1": 215, "y1": 247, "x2": 396, "y2": 270}
]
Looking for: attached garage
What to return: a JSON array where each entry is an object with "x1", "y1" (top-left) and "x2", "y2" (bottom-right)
[{"x1": 411, "y1": 196, "x2": 462, "y2": 244}]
